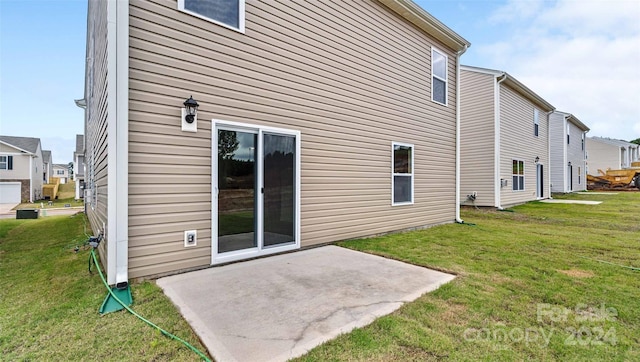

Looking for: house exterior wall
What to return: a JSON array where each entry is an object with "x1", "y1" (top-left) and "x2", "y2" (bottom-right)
[
  {"x1": 459, "y1": 70, "x2": 496, "y2": 207},
  {"x1": 0, "y1": 143, "x2": 43, "y2": 202},
  {"x1": 125, "y1": 0, "x2": 461, "y2": 278},
  {"x1": 0, "y1": 144, "x2": 31, "y2": 180},
  {"x1": 586, "y1": 138, "x2": 622, "y2": 175},
  {"x1": 85, "y1": 0, "x2": 110, "y2": 265},
  {"x1": 549, "y1": 112, "x2": 566, "y2": 192},
  {"x1": 566, "y1": 121, "x2": 587, "y2": 191},
  {"x1": 498, "y1": 84, "x2": 549, "y2": 207}
]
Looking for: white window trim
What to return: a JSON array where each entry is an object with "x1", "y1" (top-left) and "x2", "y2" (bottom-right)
[
  {"x1": 177, "y1": 0, "x2": 245, "y2": 34},
  {"x1": 533, "y1": 108, "x2": 539, "y2": 137},
  {"x1": 431, "y1": 46, "x2": 448, "y2": 106},
  {"x1": 391, "y1": 142, "x2": 414, "y2": 206},
  {"x1": 211, "y1": 119, "x2": 301, "y2": 265},
  {"x1": 512, "y1": 159, "x2": 525, "y2": 192},
  {"x1": 0, "y1": 155, "x2": 7, "y2": 170}
]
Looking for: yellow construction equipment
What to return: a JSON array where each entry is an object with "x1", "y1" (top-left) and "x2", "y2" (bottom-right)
[{"x1": 587, "y1": 161, "x2": 640, "y2": 190}]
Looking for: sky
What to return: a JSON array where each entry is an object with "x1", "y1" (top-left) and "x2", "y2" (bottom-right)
[{"x1": 0, "y1": 0, "x2": 639, "y2": 164}]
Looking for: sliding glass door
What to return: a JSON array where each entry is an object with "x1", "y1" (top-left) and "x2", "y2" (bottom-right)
[{"x1": 213, "y1": 121, "x2": 300, "y2": 264}]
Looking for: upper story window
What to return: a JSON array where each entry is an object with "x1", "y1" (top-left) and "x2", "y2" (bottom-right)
[
  {"x1": 567, "y1": 123, "x2": 570, "y2": 144},
  {"x1": 0, "y1": 155, "x2": 12, "y2": 170},
  {"x1": 392, "y1": 143, "x2": 414, "y2": 205},
  {"x1": 512, "y1": 159, "x2": 524, "y2": 191},
  {"x1": 178, "y1": 0, "x2": 245, "y2": 33},
  {"x1": 56, "y1": 169, "x2": 65, "y2": 175},
  {"x1": 533, "y1": 109, "x2": 539, "y2": 137},
  {"x1": 431, "y1": 47, "x2": 447, "y2": 105},
  {"x1": 581, "y1": 133, "x2": 585, "y2": 150}
]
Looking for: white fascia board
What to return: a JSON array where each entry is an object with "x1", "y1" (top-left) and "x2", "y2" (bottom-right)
[{"x1": 106, "y1": 0, "x2": 129, "y2": 286}]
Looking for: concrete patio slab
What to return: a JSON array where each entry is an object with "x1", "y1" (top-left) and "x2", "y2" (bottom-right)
[
  {"x1": 157, "y1": 245, "x2": 455, "y2": 362},
  {"x1": 540, "y1": 199, "x2": 602, "y2": 204}
]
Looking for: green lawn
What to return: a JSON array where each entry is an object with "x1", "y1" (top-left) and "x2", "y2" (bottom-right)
[
  {"x1": 1, "y1": 193, "x2": 639, "y2": 361},
  {"x1": 0, "y1": 215, "x2": 209, "y2": 361},
  {"x1": 296, "y1": 192, "x2": 640, "y2": 361}
]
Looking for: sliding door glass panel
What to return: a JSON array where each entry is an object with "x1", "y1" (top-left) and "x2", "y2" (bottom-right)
[
  {"x1": 263, "y1": 133, "x2": 296, "y2": 247},
  {"x1": 217, "y1": 130, "x2": 257, "y2": 253}
]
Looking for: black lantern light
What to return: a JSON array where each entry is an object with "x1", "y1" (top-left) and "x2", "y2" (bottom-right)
[
  {"x1": 535, "y1": 156, "x2": 540, "y2": 164},
  {"x1": 183, "y1": 96, "x2": 199, "y2": 124},
  {"x1": 568, "y1": 161, "x2": 572, "y2": 167}
]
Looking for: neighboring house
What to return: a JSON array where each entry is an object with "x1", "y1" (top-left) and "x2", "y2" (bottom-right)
[
  {"x1": 79, "y1": 0, "x2": 471, "y2": 285},
  {"x1": 73, "y1": 134, "x2": 85, "y2": 200},
  {"x1": 42, "y1": 150, "x2": 52, "y2": 183},
  {"x1": 0, "y1": 135, "x2": 44, "y2": 203},
  {"x1": 586, "y1": 137, "x2": 640, "y2": 175},
  {"x1": 549, "y1": 112, "x2": 589, "y2": 192},
  {"x1": 459, "y1": 65, "x2": 555, "y2": 208},
  {"x1": 53, "y1": 164, "x2": 70, "y2": 184}
]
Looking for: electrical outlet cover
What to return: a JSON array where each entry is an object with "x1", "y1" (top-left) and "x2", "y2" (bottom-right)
[{"x1": 184, "y1": 230, "x2": 197, "y2": 247}]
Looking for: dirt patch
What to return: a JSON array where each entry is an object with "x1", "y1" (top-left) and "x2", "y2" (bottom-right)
[{"x1": 558, "y1": 269, "x2": 594, "y2": 278}]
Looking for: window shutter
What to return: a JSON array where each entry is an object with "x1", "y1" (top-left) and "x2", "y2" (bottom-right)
[{"x1": 8, "y1": 156, "x2": 12, "y2": 170}]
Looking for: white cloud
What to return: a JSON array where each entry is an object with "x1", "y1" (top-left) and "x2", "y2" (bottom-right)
[{"x1": 479, "y1": 0, "x2": 640, "y2": 140}]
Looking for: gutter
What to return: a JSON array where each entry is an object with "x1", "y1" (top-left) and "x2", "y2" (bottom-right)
[
  {"x1": 494, "y1": 73, "x2": 507, "y2": 209},
  {"x1": 455, "y1": 44, "x2": 468, "y2": 223}
]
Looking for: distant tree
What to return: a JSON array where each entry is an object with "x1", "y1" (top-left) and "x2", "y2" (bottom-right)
[
  {"x1": 68, "y1": 162, "x2": 74, "y2": 178},
  {"x1": 218, "y1": 131, "x2": 239, "y2": 160},
  {"x1": 630, "y1": 138, "x2": 640, "y2": 145}
]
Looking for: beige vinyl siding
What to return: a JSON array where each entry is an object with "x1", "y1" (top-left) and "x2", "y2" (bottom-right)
[
  {"x1": 127, "y1": 0, "x2": 458, "y2": 278},
  {"x1": 499, "y1": 85, "x2": 549, "y2": 206},
  {"x1": 586, "y1": 138, "x2": 622, "y2": 175},
  {"x1": 549, "y1": 112, "x2": 566, "y2": 192},
  {"x1": 459, "y1": 70, "x2": 496, "y2": 207},
  {"x1": 85, "y1": 0, "x2": 110, "y2": 262},
  {"x1": 0, "y1": 145, "x2": 30, "y2": 180}
]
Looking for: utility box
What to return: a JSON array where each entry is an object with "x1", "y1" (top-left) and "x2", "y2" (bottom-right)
[{"x1": 16, "y1": 209, "x2": 39, "y2": 219}]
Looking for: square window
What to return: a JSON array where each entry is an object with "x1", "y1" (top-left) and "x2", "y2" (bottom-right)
[
  {"x1": 0, "y1": 156, "x2": 6, "y2": 170},
  {"x1": 392, "y1": 143, "x2": 414, "y2": 205},
  {"x1": 179, "y1": 0, "x2": 245, "y2": 32},
  {"x1": 533, "y1": 109, "x2": 539, "y2": 137}
]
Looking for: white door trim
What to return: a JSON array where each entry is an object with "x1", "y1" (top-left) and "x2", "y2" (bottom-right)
[{"x1": 212, "y1": 119, "x2": 301, "y2": 265}]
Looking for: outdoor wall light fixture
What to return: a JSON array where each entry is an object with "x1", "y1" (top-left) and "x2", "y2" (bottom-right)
[
  {"x1": 568, "y1": 161, "x2": 572, "y2": 167},
  {"x1": 183, "y1": 96, "x2": 199, "y2": 124},
  {"x1": 535, "y1": 156, "x2": 540, "y2": 164}
]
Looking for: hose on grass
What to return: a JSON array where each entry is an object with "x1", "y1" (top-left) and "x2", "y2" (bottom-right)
[
  {"x1": 578, "y1": 255, "x2": 640, "y2": 271},
  {"x1": 89, "y1": 249, "x2": 212, "y2": 362}
]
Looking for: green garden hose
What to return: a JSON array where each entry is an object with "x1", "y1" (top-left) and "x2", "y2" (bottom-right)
[{"x1": 90, "y1": 249, "x2": 212, "y2": 362}]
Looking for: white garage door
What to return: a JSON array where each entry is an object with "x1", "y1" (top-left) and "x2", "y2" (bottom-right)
[{"x1": 0, "y1": 182, "x2": 21, "y2": 203}]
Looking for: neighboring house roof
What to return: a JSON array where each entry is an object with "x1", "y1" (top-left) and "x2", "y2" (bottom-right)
[
  {"x1": 42, "y1": 150, "x2": 52, "y2": 163},
  {"x1": 75, "y1": 134, "x2": 84, "y2": 154},
  {"x1": 0, "y1": 135, "x2": 41, "y2": 154},
  {"x1": 589, "y1": 137, "x2": 638, "y2": 149},
  {"x1": 53, "y1": 163, "x2": 69, "y2": 169},
  {"x1": 554, "y1": 111, "x2": 590, "y2": 132},
  {"x1": 379, "y1": 0, "x2": 471, "y2": 51},
  {"x1": 461, "y1": 65, "x2": 555, "y2": 112}
]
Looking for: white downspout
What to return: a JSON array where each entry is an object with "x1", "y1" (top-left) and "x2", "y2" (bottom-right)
[
  {"x1": 563, "y1": 115, "x2": 570, "y2": 192},
  {"x1": 455, "y1": 45, "x2": 468, "y2": 223},
  {"x1": 495, "y1": 73, "x2": 507, "y2": 209}
]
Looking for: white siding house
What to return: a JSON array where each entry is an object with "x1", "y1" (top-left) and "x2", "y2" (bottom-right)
[
  {"x1": 549, "y1": 111, "x2": 589, "y2": 192},
  {"x1": 460, "y1": 65, "x2": 555, "y2": 208},
  {"x1": 586, "y1": 137, "x2": 640, "y2": 175},
  {"x1": 0, "y1": 136, "x2": 44, "y2": 203}
]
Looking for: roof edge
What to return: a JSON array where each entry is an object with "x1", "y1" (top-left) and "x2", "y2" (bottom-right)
[
  {"x1": 378, "y1": 0, "x2": 471, "y2": 51},
  {"x1": 555, "y1": 111, "x2": 589, "y2": 132}
]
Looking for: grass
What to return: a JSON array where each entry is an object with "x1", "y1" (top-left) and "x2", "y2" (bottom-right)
[
  {"x1": 0, "y1": 214, "x2": 209, "y2": 361},
  {"x1": 16, "y1": 181, "x2": 84, "y2": 210},
  {"x1": 295, "y1": 192, "x2": 640, "y2": 361},
  {"x1": 1, "y1": 192, "x2": 638, "y2": 361}
]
